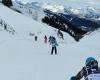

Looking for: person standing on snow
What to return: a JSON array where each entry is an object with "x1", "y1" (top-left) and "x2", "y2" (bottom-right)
[
  {"x1": 70, "y1": 57, "x2": 100, "y2": 80},
  {"x1": 49, "y1": 36, "x2": 58, "y2": 55},
  {"x1": 35, "y1": 36, "x2": 37, "y2": 41},
  {"x1": 4, "y1": 23, "x2": 7, "y2": 30},
  {"x1": 44, "y1": 35, "x2": 47, "y2": 43}
]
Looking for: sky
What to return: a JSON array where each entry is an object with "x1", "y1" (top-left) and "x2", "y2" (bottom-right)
[{"x1": 13, "y1": 0, "x2": 100, "y2": 9}]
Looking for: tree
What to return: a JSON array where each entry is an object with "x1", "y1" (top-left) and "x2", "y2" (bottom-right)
[{"x1": 2, "y1": 0, "x2": 13, "y2": 7}]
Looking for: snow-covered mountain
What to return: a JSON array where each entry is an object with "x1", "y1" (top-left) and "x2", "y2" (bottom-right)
[
  {"x1": 65, "y1": 7, "x2": 100, "y2": 19},
  {"x1": 0, "y1": 3, "x2": 100, "y2": 80},
  {"x1": 12, "y1": 1, "x2": 65, "y2": 21},
  {"x1": 12, "y1": 1, "x2": 100, "y2": 21}
]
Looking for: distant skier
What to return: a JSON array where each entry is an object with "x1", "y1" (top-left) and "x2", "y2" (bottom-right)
[
  {"x1": 70, "y1": 57, "x2": 100, "y2": 80},
  {"x1": 0, "y1": 19, "x2": 3, "y2": 26},
  {"x1": 44, "y1": 35, "x2": 47, "y2": 43},
  {"x1": 57, "y1": 30, "x2": 64, "y2": 40},
  {"x1": 4, "y1": 23, "x2": 7, "y2": 30},
  {"x1": 35, "y1": 36, "x2": 37, "y2": 41},
  {"x1": 49, "y1": 36, "x2": 58, "y2": 55}
]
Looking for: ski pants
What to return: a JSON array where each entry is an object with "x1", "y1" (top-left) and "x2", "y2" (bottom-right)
[{"x1": 51, "y1": 46, "x2": 57, "y2": 55}]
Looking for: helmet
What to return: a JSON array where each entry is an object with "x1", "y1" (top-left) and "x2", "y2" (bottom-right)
[{"x1": 85, "y1": 57, "x2": 96, "y2": 66}]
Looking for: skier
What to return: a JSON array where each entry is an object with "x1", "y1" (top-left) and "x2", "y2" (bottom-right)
[
  {"x1": 70, "y1": 57, "x2": 100, "y2": 80},
  {"x1": 44, "y1": 35, "x2": 47, "y2": 43},
  {"x1": 35, "y1": 36, "x2": 37, "y2": 41},
  {"x1": 0, "y1": 19, "x2": 3, "y2": 26},
  {"x1": 57, "y1": 30, "x2": 64, "y2": 40},
  {"x1": 4, "y1": 23, "x2": 7, "y2": 30},
  {"x1": 49, "y1": 36, "x2": 58, "y2": 55}
]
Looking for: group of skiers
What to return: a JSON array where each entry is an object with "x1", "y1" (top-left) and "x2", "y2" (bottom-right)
[
  {"x1": 71, "y1": 57, "x2": 100, "y2": 80},
  {"x1": 34, "y1": 35, "x2": 58, "y2": 55}
]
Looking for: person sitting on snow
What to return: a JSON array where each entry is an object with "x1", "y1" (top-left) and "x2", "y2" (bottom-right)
[{"x1": 71, "y1": 57, "x2": 100, "y2": 80}]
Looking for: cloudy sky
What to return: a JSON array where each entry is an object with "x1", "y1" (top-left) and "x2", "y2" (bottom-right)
[{"x1": 13, "y1": 0, "x2": 100, "y2": 9}]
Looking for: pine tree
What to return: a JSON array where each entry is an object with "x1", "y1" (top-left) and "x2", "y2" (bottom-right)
[{"x1": 2, "y1": 0, "x2": 13, "y2": 7}]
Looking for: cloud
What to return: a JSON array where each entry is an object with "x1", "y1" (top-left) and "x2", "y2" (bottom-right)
[{"x1": 13, "y1": 0, "x2": 100, "y2": 9}]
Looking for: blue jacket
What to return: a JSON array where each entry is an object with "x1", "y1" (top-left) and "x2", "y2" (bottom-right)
[{"x1": 50, "y1": 39, "x2": 58, "y2": 47}]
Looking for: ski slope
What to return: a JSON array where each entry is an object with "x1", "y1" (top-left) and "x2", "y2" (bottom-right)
[{"x1": 0, "y1": 4, "x2": 100, "y2": 80}]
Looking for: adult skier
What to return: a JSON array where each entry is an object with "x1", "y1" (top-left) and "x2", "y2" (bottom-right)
[
  {"x1": 49, "y1": 36, "x2": 58, "y2": 55},
  {"x1": 71, "y1": 57, "x2": 100, "y2": 80}
]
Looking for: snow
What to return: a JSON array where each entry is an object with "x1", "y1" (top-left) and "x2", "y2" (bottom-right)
[{"x1": 0, "y1": 4, "x2": 100, "y2": 80}]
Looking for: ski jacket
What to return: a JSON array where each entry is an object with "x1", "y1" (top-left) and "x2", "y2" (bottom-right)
[
  {"x1": 75, "y1": 66, "x2": 100, "y2": 80},
  {"x1": 49, "y1": 37, "x2": 58, "y2": 47},
  {"x1": 51, "y1": 41, "x2": 58, "y2": 47}
]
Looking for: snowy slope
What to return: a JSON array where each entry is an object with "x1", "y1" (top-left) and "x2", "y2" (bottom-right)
[{"x1": 0, "y1": 4, "x2": 100, "y2": 80}]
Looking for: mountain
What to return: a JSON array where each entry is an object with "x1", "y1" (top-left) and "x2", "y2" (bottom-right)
[
  {"x1": 0, "y1": 3, "x2": 100, "y2": 80},
  {"x1": 42, "y1": 9, "x2": 100, "y2": 41},
  {"x1": 12, "y1": 1, "x2": 100, "y2": 20},
  {"x1": 67, "y1": 7, "x2": 100, "y2": 19}
]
